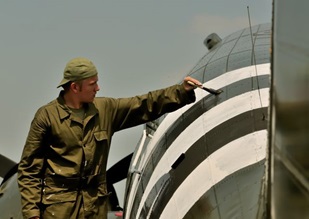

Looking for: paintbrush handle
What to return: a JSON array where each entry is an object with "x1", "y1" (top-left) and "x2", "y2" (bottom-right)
[
  {"x1": 187, "y1": 80, "x2": 222, "y2": 95},
  {"x1": 187, "y1": 80, "x2": 202, "y2": 88}
]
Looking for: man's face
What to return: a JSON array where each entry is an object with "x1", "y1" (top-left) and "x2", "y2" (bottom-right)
[{"x1": 77, "y1": 75, "x2": 100, "y2": 103}]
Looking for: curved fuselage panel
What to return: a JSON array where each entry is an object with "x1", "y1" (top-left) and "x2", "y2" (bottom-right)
[{"x1": 124, "y1": 23, "x2": 271, "y2": 219}]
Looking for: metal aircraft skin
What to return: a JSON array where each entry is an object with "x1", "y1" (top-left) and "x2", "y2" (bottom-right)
[
  {"x1": 1, "y1": 1, "x2": 309, "y2": 218},
  {"x1": 267, "y1": 0, "x2": 309, "y2": 218},
  {"x1": 124, "y1": 23, "x2": 271, "y2": 219}
]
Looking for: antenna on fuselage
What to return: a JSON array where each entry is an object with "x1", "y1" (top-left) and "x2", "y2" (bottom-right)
[{"x1": 247, "y1": 6, "x2": 265, "y2": 119}]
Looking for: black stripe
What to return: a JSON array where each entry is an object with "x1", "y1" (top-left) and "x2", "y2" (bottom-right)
[
  {"x1": 139, "y1": 173, "x2": 171, "y2": 218},
  {"x1": 147, "y1": 107, "x2": 268, "y2": 219},
  {"x1": 128, "y1": 75, "x2": 269, "y2": 218},
  {"x1": 183, "y1": 160, "x2": 265, "y2": 218}
]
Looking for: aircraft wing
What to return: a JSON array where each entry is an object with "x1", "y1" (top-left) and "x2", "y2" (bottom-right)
[{"x1": 0, "y1": 154, "x2": 17, "y2": 180}]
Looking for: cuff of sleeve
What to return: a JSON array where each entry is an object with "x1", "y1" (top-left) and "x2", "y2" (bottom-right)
[{"x1": 178, "y1": 84, "x2": 196, "y2": 104}]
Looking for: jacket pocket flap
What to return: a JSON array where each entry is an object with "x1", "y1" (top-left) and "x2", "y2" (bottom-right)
[
  {"x1": 42, "y1": 190, "x2": 77, "y2": 204},
  {"x1": 94, "y1": 130, "x2": 108, "y2": 141}
]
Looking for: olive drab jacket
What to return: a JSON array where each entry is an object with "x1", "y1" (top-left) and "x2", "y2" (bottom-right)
[{"x1": 17, "y1": 84, "x2": 195, "y2": 219}]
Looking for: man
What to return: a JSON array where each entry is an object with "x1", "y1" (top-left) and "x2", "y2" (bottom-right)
[{"x1": 17, "y1": 57, "x2": 201, "y2": 219}]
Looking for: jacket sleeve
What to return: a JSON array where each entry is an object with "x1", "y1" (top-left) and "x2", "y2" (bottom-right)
[
  {"x1": 111, "y1": 84, "x2": 196, "y2": 131},
  {"x1": 18, "y1": 107, "x2": 49, "y2": 219}
]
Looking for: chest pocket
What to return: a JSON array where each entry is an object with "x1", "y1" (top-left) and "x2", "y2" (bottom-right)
[
  {"x1": 94, "y1": 130, "x2": 108, "y2": 142},
  {"x1": 90, "y1": 130, "x2": 109, "y2": 176}
]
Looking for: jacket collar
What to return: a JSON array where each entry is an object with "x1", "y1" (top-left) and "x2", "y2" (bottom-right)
[{"x1": 56, "y1": 91, "x2": 98, "y2": 121}]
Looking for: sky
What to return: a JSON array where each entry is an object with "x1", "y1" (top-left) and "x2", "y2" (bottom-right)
[{"x1": 0, "y1": 0, "x2": 272, "y2": 206}]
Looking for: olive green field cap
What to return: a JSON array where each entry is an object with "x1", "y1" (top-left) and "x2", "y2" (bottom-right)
[{"x1": 57, "y1": 57, "x2": 98, "y2": 88}]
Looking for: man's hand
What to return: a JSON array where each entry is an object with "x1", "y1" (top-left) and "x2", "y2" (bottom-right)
[{"x1": 182, "y1": 76, "x2": 202, "y2": 92}]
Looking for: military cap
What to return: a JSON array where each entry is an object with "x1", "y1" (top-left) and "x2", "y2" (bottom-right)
[{"x1": 57, "y1": 57, "x2": 98, "y2": 88}]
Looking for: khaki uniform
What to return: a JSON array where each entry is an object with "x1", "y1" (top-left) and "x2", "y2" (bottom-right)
[{"x1": 18, "y1": 84, "x2": 195, "y2": 219}]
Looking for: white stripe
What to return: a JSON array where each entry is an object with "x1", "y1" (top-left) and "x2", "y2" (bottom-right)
[
  {"x1": 160, "y1": 130, "x2": 267, "y2": 219},
  {"x1": 137, "y1": 64, "x2": 270, "y2": 173},
  {"x1": 136, "y1": 88, "x2": 269, "y2": 217}
]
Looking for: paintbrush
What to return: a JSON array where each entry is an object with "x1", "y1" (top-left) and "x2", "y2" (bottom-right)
[{"x1": 187, "y1": 81, "x2": 223, "y2": 95}]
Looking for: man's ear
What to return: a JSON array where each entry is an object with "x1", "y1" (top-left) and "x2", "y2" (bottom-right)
[{"x1": 70, "y1": 82, "x2": 80, "y2": 93}]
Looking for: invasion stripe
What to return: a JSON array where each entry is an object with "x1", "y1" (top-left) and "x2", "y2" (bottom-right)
[
  {"x1": 132, "y1": 75, "x2": 269, "y2": 217},
  {"x1": 135, "y1": 107, "x2": 267, "y2": 218},
  {"x1": 147, "y1": 115, "x2": 267, "y2": 218}
]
